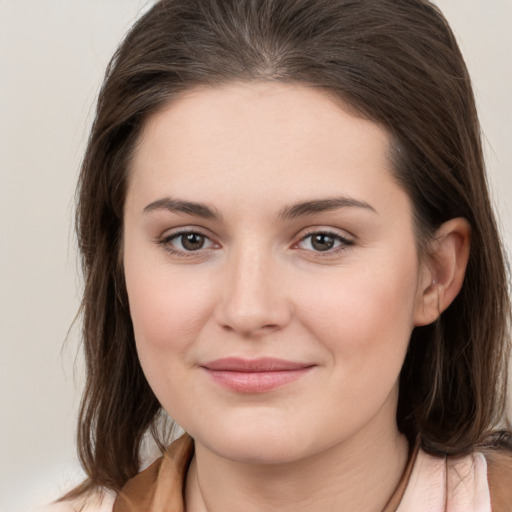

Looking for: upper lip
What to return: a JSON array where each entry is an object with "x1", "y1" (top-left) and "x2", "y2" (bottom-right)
[{"x1": 201, "y1": 357, "x2": 313, "y2": 372}]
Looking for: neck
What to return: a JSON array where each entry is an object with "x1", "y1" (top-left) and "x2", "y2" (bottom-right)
[{"x1": 185, "y1": 416, "x2": 409, "y2": 512}]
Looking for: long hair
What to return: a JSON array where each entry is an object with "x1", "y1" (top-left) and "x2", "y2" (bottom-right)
[{"x1": 65, "y1": 0, "x2": 510, "y2": 498}]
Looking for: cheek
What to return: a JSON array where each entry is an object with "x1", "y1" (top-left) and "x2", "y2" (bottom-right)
[
  {"x1": 296, "y1": 252, "x2": 419, "y2": 365},
  {"x1": 124, "y1": 262, "x2": 216, "y2": 425},
  {"x1": 123, "y1": 246, "x2": 215, "y2": 370}
]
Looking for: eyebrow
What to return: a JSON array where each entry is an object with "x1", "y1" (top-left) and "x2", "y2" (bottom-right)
[
  {"x1": 143, "y1": 196, "x2": 376, "y2": 220},
  {"x1": 143, "y1": 198, "x2": 223, "y2": 220},
  {"x1": 278, "y1": 197, "x2": 376, "y2": 220}
]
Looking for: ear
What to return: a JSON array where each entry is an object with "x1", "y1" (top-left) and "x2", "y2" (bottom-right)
[{"x1": 414, "y1": 218, "x2": 471, "y2": 326}]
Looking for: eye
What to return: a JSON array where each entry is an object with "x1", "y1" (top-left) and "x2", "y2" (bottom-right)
[
  {"x1": 160, "y1": 230, "x2": 217, "y2": 255},
  {"x1": 296, "y1": 231, "x2": 354, "y2": 253}
]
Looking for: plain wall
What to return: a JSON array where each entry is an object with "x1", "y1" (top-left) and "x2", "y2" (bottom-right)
[{"x1": 0, "y1": 1, "x2": 510, "y2": 511}]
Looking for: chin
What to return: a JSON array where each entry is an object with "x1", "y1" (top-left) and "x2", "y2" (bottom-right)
[
  {"x1": 212, "y1": 434, "x2": 307, "y2": 465},
  {"x1": 189, "y1": 413, "x2": 323, "y2": 465}
]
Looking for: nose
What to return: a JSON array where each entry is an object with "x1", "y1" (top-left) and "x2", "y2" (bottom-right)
[{"x1": 214, "y1": 244, "x2": 292, "y2": 337}]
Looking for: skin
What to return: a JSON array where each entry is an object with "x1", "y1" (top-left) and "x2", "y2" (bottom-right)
[{"x1": 123, "y1": 82, "x2": 470, "y2": 512}]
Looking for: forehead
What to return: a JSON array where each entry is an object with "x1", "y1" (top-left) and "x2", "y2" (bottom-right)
[
  {"x1": 127, "y1": 81, "x2": 408, "y2": 221},
  {"x1": 135, "y1": 81, "x2": 389, "y2": 162}
]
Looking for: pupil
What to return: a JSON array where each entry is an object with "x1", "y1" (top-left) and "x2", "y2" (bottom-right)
[
  {"x1": 312, "y1": 234, "x2": 334, "y2": 251},
  {"x1": 182, "y1": 233, "x2": 204, "y2": 251}
]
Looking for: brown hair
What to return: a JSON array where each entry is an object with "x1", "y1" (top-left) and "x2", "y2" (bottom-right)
[{"x1": 65, "y1": 0, "x2": 511, "y2": 499}]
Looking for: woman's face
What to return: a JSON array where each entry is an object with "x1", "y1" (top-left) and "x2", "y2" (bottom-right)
[{"x1": 123, "y1": 82, "x2": 429, "y2": 463}]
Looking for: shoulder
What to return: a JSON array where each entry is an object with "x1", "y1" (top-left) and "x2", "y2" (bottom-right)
[
  {"x1": 35, "y1": 436, "x2": 193, "y2": 512},
  {"x1": 482, "y1": 448, "x2": 512, "y2": 511},
  {"x1": 114, "y1": 434, "x2": 194, "y2": 511},
  {"x1": 445, "y1": 448, "x2": 512, "y2": 511},
  {"x1": 398, "y1": 447, "x2": 495, "y2": 511},
  {"x1": 445, "y1": 450, "x2": 491, "y2": 510},
  {"x1": 34, "y1": 490, "x2": 117, "y2": 512}
]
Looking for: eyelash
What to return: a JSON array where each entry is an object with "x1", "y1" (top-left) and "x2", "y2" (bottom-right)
[
  {"x1": 158, "y1": 230, "x2": 217, "y2": 259},
  {"x1": 158, "y1": 229, "x2": 355, "y2": 258},
  {"x1": 296, "y1": 229, "x2": 355, "y2": 256}
]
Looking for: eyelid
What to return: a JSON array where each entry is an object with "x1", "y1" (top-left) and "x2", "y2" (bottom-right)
[
  {"x1": 156, "y1": 226, "x2": 356, "y2": 259},
  {"x1": 157, "y1": 227, "x2": 220, "y2": 258},
  {"x1": 293, "y1": 227, "x2": 355, "y2": 255}
]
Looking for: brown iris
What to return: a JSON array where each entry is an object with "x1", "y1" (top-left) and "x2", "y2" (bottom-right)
[
  {"x1": 310, "y1": 233, "x2": 336, "y2": 251},
  {"x1": 181, "y1": 233, "x2": 206, "y2": 251}
]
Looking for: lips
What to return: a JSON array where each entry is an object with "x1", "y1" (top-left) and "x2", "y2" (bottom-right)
[{"x1": 200, "y1": 357, "x2": 314, "y2": 393}]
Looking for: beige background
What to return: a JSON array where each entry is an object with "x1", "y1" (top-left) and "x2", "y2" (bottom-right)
[{"x1": 0, "y1": 1, "x2": 511, "y2": 511}]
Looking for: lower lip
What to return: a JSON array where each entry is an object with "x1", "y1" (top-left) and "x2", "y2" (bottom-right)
[{"x1": 203, "y1": 367, "x2": 313, "y2": 393}]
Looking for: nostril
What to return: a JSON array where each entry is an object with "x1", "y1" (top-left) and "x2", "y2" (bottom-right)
[{"x1": 219, "y1": 321, "x2": 280, "y2": 336}]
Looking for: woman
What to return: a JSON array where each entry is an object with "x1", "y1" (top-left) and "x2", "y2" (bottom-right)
[{"x1": 52, "y1": 0, "x2": 512, "y2": 510}]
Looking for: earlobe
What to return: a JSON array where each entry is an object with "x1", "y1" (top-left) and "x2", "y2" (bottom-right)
[{"x1": 414, "y1": 218, "x2": 471, "y2": 326}]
